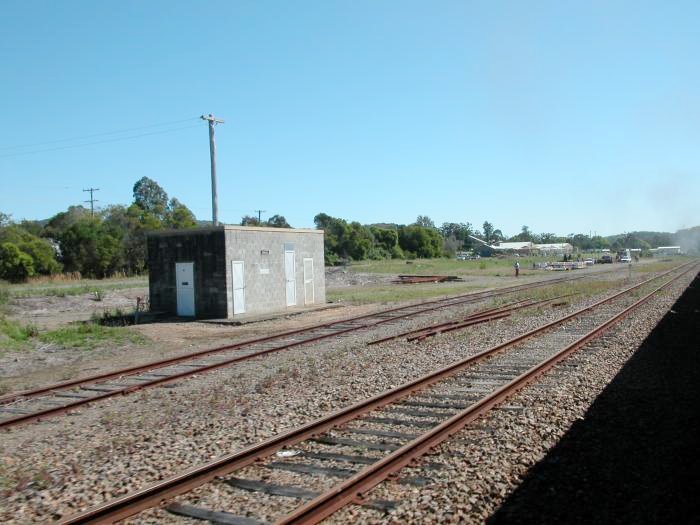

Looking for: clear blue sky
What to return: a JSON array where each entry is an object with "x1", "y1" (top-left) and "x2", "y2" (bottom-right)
[{"x1": 1, "y1": 0, "x2": 698, "y2": 237}]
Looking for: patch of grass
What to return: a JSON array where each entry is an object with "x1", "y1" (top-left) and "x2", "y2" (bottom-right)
[
  {"x1": 11, "y1": 280, "x2": 147, "y2": 299},
  {"x1": 0, "y1": 316, "x2": 38, "y2": 350},
  {"x1": 349, "y1": 257, "x2": 550, "y2": 276},
  {"x1": 0, "y1": 284, "x2": 10, "y2": 306},
  {"x1": 38, "y1": 323, "x2": 146, "y2": 350},
  {"x1": 327, "y1": 283, "x2": 485, "y2": 304},
  {"x1": 7, "y1": 277, "x2": 148, "y2": 298},
  {"x1": 1, "y1": 316, "x2": 146, "y2": 354},
  {"x1": 631, "y1": 258, "x2": 689, "y2": 274}
]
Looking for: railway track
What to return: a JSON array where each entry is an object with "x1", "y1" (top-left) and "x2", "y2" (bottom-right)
[
  {"x1": 0, "y1": 271, "x2": 611, "y2": 430},
  {"x1": 58, "y1": 261, "x2": 698, "y2": 524}
]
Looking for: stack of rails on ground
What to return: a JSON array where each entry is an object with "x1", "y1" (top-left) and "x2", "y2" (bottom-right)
[{"x1": 0, "y1": 259, "x2": 697, "y2": 525}]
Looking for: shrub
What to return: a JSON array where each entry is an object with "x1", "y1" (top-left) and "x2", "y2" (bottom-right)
[{"x1": 0, "y1": 243, "x2": 35, "y2": 282}]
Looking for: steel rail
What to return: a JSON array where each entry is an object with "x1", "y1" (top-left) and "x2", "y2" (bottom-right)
[
  {"x1": 385, "y1": 293, "x2": 577, "y2": 344},
  {"x1": 58, "y1": 262, "x2": 697, "y2": 525},
  {"x1": 366, "y1": 299, "x2": 531, "y2": 346},
  {"x1": 0, "y1": 271, "x2": 594, "y2": 408},
  {"x1": 0, "y1": 273, "x2": 621, "y2": 429},
  {"x1": 0, "y1": 297, "x2": 552, "y2": 430},
  {"x1": 278, "y1": 265, "x2": 698, "y2": 524}
]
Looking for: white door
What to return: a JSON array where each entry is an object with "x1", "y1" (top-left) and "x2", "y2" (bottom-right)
[
  {"x1": 231, "y1": 261, "x2": 246, "y2": 314},
  {"x1": 175, "y1": 262, "x2": 195, "y2": 316},
  {"x1": 303, "y1": 258, "x2": 314, "y2": 305},
  {"x1": 284, "y1": 249, "x2": 297, "y2": 306}
]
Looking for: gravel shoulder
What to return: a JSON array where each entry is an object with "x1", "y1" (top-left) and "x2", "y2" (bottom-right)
[{"x1": 487, "y1": 273, "x2": 700, "y2": 524}]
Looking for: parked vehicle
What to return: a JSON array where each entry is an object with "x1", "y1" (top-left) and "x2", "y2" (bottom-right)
[
  {"x1": 584, "y1": 258, "x2": 594, "y2": 266},
  {"x1": 599, "y1": 255, "x2": 613, "y2": 264}
]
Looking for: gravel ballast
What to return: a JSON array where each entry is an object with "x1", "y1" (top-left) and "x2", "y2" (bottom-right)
[
  {"x1": 326, "y1": 269, "x2": 697, "y2": 524},
  {"x1": 0, "y1": 267, "x2": 695, "y2": 523}
]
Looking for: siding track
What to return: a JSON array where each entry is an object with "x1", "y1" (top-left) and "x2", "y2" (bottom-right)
[{"x1": 0, "y1": 272, "x2": 605, "y2": 429}]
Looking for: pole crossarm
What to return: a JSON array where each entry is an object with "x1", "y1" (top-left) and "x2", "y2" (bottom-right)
[{"x1": 200, "y1": 114, "x2": 225, "y2": 124}]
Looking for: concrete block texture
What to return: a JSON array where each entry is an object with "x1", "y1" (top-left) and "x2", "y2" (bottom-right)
[
  {"x1": 147, "y1": 228, "x2": 227, "y2": 319},
  {"x1": 148, "y1": 225, "x2": 325, "y2": 319}
]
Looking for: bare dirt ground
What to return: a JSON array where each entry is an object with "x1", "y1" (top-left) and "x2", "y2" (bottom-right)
[
  {"x1": 5, "y1": 288, "x2": 147, "y2": 330},
  {"x1": 0, "y1": 302, "x2": 379, "y2": 394},
  {"x1": 325, "y1": 267, "x2": 396, "y2": 288}
]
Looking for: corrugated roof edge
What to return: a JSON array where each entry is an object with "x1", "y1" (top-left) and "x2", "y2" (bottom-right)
[{"x1": 147, "y1": 225, "x2": 323, "y2": 237}]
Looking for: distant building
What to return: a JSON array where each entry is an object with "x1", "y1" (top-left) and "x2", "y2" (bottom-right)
[
  {"x1": 147, "y1": 225, "x2": 325, "y2": 319},
  {"x1": 651, "y1": 246, "x2": 682, "y2": 256},
  {"x1": 534, "y1": 243, "x2": 573, "y2": 256},
  {"x1": 491, "y1": 242, "x2": 534, "y2": 255},
  {"x1": 468, "y1": 237, "x2": 574, "y2": 257}
]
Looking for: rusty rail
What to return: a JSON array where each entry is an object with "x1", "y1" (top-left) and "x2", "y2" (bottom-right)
[
  {"x1": 58, "y1": 262, "x2": 697, "y2": 524},
  {"x1": 0, "y1": 273, "x2": 590, "y2": 408},
  {"x1": 276, "y1": 263, "x2": 699, "y2": 524},
  {"x1": 0, "y1": 273, "x2": 612, "y2": 430}
]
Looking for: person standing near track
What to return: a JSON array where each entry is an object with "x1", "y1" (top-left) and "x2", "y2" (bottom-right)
[{"x1": 514, "y1": 260, "x2": 520, "y2": 277}]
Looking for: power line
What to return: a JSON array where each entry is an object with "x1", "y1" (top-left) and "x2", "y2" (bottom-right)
[
  {"x1": 254, "y1": 209, "x2": 267, "y2": 223},
  {"x1": 83, "y1": 187, "x2": 100, "y2": 217},
  {"x1": 0, "y1": 124, "x2": 201, "y2": 159},
  {"x1": 0, "y1": 117, "x2": 199, "y2": 152}
]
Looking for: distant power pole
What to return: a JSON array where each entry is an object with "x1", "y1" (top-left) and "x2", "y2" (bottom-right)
[
  {"x1": 200, "y1": 114, "x2": 225, "y2": 226},
  {"x1": 83, "y1": 187, "x2": 100, "y2": 217},
  {"x1": 254, "y1": 209, "x2": 266, "y2": 223}
]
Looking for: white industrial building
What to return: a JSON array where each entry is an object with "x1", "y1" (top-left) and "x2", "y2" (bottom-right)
[{"x1": 534, "y1": 243, "x2": 574, "y2": 255}]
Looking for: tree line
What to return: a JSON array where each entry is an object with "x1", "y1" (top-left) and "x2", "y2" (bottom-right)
[
  {"x1": 0, "y1": 177, "x2": 198, "y2": 281},
  {"x1": 1, "y1": 185, "x2": 697, "y2": 282}
]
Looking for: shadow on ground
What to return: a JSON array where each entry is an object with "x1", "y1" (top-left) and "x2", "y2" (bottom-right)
[{"x1": 488, "y1": 275, "x2": 700, "y2": 524}]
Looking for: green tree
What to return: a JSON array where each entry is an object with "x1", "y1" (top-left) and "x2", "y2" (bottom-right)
[
  {"x1": 314, "y1": 213, "x2": 351, "y2": 264},
  {"x1": 243, "y1": 214, "x2": 292, "y2": 228},
  {"x1": 241, "y1": 215, "x2": 261, "y2": 226},
  {"x1": 166, "y1": 198, "x2": 197, "y2": 229},
  {"x1": 398, "y1": 225, "x2": 443, "y2": 258},
  {"x1": 482, "y1": 221, "x2": 495, "y2": 244},
  {"x1": 415, "y1": 215, "x2": 436, "y2": 229},
  {"x1": 537, "y1": 232, "x2": 558, "y2": 243},
  {"x1": 369, "y1": 227, "x2": 402, "y2": 258},
  {"x1": 58, "y1": 217, "x2": 123, "y2": 277},
  {"x1": 133, "y1": 176, "x2": 169, "y2": 219},
  {"x1": 511, "y1": 225, "x2": 533, "y2": 242},
  {"x1": 0, "y1": 242, "x2": 35, "y2": 282},
  {"x1": 19, "y1": 219, "x2": 44, "y2": 237},
  {"x1": 267, "y1": 214, "x2": 291, "y2": 228},
  {"x1": 0, "y1": 224, "x2": 61, "y2": 275},
  {"x1": 44, "y1": 206, "x2": 91, "y2": 239},
  {"x1": 124, "y1": 204, "x2": 162, "y2": 273},
  {"x1": 343, "y1": 222, "x2": 373, "y2": 260}
]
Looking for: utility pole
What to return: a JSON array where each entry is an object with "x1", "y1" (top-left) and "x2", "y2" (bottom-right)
[
  {"x1": 83, "y1": 187, "x2": 100, "y2": 217},
  {"x1": 254, "y1": 209, "x2": 266, "y2": 224},
  {"x1": 200, "y1": 114, "x2": 225, "y2": 226}
]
